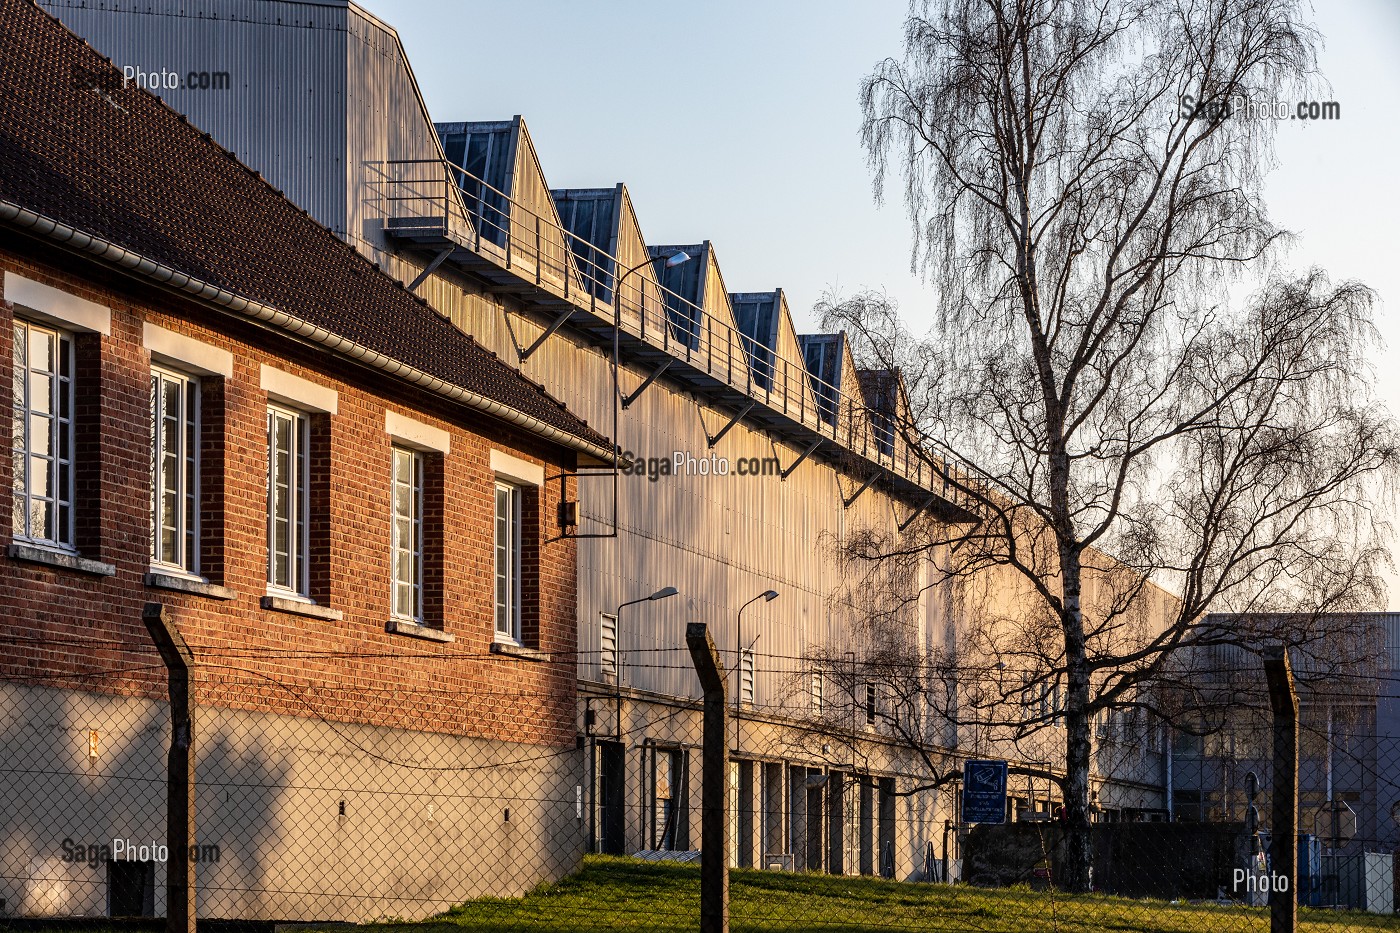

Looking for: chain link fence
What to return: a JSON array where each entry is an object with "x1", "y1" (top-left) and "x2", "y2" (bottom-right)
[{"x1": 2, "y1": 637, "x2": 1399, "y2": 932}]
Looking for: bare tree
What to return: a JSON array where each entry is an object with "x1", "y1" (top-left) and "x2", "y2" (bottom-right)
[{"x1": 831, "y1": 0, "x2": 1398, "y2": 891}]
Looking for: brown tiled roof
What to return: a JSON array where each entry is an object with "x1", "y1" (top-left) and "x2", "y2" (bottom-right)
[{"x1": 0, "y1": 0, "x2": 609, "y2": 453}]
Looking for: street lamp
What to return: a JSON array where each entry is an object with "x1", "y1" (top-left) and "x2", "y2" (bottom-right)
[
  {"x1": 589, "y1": 585, "x2": 678, "y2": 852},
  {"x1": 611, "y1": 251, "x2": 692, "y2": 523},
  {"x1": 612, "y1": 249, "x2": 690, "y2": 377},
  {"x1": 731, "y1": 588, "x2": 778, "y2": 868},
  {"x1": 617, "y1": 585, "x2": 679, "y2": 613},
  {"x1": 737, "y1": 589, "x2": 779, "y2": 658},
  {"x1": 612, "y1": 586, "x2": 680, "y2": 731},
  {"x1": 735, "y1": 589, "x2": 779, "y2": 749}
]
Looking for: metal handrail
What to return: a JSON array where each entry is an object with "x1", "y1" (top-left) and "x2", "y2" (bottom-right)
[{"x1": 367, "y1": 158, "x2": 969, "y2": 504}]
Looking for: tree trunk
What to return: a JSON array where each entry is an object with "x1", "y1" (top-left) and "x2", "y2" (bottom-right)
[
  {"x1": 1059, "y1": 549, "x2": 1093, "y2": 893},
  {"x1": 1048, "y1": 411, "x2": 1092, "y2": 893},
  {"x1": 1061, "y1": 678, "x2": 1093, "y2": 891}
]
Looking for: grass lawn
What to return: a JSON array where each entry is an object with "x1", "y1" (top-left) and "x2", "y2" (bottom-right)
[{"x1": 345, "y1": 856, "x2": 1400, "y2": 932}]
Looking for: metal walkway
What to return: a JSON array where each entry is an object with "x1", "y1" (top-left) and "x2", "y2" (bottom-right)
[{"x1": 372, "y1": 159, "x2": 973, "y2": 519}]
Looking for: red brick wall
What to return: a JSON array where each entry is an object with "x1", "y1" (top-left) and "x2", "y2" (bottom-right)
[{"x1": 0, "y1": 246, "x2": 580, "y2": 747}]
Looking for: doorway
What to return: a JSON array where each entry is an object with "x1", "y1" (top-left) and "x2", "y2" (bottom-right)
[{"x1": 599, "y1": 740, "x2": 626, "y2": 855}]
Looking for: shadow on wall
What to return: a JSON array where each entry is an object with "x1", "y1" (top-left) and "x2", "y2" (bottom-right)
[
  {"x1": 0, "y1": 682, "x2": 169, "y2": 918},
  {"x1": 194, "y1": 700, "x2": 585, "y2": 921},
  {"x1": 1, "y1": 681, "x2": 584, "y2": 922}
]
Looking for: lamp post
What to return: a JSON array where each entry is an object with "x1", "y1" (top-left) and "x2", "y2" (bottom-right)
[
  {"x1": 731, "y1": 589, "x2": 777, "y2": 870},
  {"x1": 612, "y1": 249, "x2": 690, "y2": 406},
  {"x1": 612, "y1": 586, "x2": 679, "y2": 737},
  {"x1": 589, "y1": 585, "x2": 677, "y2": 854},
  {"x1": 618, "y1": 251, "x2": 691, "y2": 303},
  {"x1": 611, "y1": 250, "x2": 691, "y2": 532},
  {"x1": 734, "y1": 590, "x2": 779, "y2": 743}
]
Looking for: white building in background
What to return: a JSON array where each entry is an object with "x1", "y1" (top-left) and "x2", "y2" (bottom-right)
[{"x1": 40, "y1": 0, "x2": 1170, "y2": 880}]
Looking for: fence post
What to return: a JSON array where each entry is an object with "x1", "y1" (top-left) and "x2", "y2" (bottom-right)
[
  {"x1": 686, "y1": 622, "x2": 729, "y2": 933},
  {"x1": 142, "y1": 603, "x2": 196, "y2": 933},
  {"x1": 1264, "y1": 645, "x2": 1298, "y2": 933}
]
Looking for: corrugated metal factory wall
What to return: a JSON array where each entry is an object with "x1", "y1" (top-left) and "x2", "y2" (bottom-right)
[{"x1": 41, "y1": 0, "x2": 352, "y2": 238}]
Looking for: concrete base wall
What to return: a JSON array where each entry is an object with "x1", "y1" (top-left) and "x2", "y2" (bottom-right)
[
  {"x1": 0, "y1": 683, "x2": 584, "y2": 922},
  {"x1": 583, "y1": 686, "x2": 958, "y2": 883}
]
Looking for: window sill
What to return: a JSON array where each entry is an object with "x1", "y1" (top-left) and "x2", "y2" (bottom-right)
[
  {"x1": 262, "y1": 595, "x2": 343, "y2": 621},
  {"x1": 491, "y1": 641, "x2": 551, "y2": 663},
  {"x1": 385, "y1": 618, "x2": 455, "y2": 643},
  {"x1": 144, "y1": 571, "x2": 237, "y2": 600},
  {"x1": 8, "y1": 542, "x2": 116, "y2": 577}
]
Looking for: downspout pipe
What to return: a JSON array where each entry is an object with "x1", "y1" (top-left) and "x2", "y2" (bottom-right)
[{"x1": 0, "y1": 199, "x2": 616, "y2": 466}]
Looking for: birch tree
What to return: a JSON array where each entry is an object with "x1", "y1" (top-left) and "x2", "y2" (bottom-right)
[{"x1": 844, "y1": 0, "x2": 1397, "y2": 891}]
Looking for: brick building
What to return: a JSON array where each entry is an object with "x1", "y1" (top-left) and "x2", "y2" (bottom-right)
[{"x1": 0, "y1": 0, "x2": 612, "y2": 920}]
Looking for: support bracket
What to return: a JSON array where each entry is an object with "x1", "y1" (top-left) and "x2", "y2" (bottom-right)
[
  {"x1": 898, "y1": 494, "x2": 937, "y2": 531},
  {"x1": 780, "y1": 438, "x2": 823, "y2": 481},
  {"x1": 843, "y1": 471, "x2": 881, "y2": 509},
  {"x1": 519, "y1": 306, "x2": 576, "y2": 361},
  {"x1": 706, "y1": 401, "x2": 755, "y2": 449},
  {"x1": 622, "y1": 359, "x2": 673, "y2": 410},
  {"x1": 406, "y1": 247, "x2": 454, "y2": 293}
]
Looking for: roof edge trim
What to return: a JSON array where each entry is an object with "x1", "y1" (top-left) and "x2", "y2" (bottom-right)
[{"x1": 0, "y1": 199, "x2": 614, "y2": 467}]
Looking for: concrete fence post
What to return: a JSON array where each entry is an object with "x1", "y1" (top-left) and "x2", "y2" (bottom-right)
[
  {"x1": 1264, "y1": 645, "x2": 1298, "y2": 933},
  {"x1": 143, "y1": 603, "x2": 196, "y2": 933},
  {"x1": 686, "y1": 622, "x2": 729, "y2": 933}
]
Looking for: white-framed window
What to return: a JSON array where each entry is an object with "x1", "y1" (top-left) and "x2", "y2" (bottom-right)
[
  {"x1": 266, "y1": 405, "x2": 309, "y2": 597},
  {"x1": 865, "y1": 683, "x2": 878, "y2": 726},
  {"x1": 494, "y1": 480, "x2": 522, "y2": 643},
  {"x1": 12, "y1": 319, "x2": 74, "y2": 548},
  {"x1": 600, "y1": 612, "x2": 618, "y2": 679},
  {"x1": 390, "y1": 446, "x2": 424, "y2": 621},
  {"x1": 740, "y1": 648, "x2": 755, "y2": 706},
  {"x1": 811, "y1": 670, "x2": 824, "y2": 715},
  {"x1": 150, "y1": 366, "x2": 199, "y2": 573}
]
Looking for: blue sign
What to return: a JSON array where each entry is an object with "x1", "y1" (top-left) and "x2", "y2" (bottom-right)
[{"x1": 962, "y1": 759, "x2": 1008, "y2": 824}]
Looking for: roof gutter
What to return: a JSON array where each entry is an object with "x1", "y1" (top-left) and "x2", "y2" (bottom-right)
[{"x1": 0, "y1": 199, "x2": 615, "y2": 466}]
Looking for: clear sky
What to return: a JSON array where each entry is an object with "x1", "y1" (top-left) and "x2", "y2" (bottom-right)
[{"x1": 361, "y1": 0, "x2": 1400, "y2": 602}]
